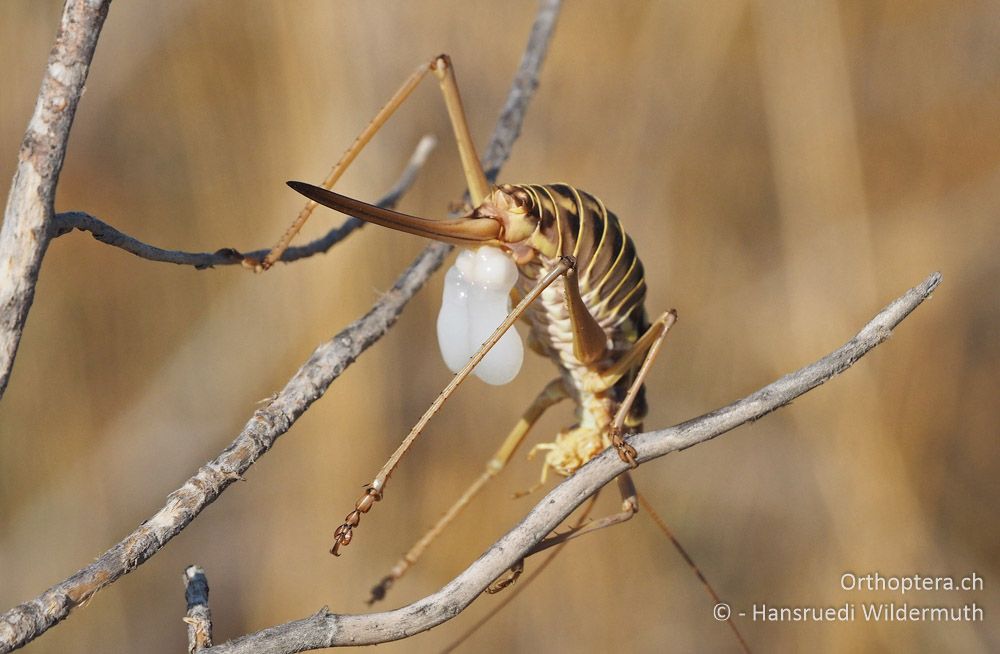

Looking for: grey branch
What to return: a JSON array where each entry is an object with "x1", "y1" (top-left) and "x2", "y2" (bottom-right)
[
  {"x1": 183, "y1": 566, "x2": 213, "y2": 653},
  {"x1": 0, "y1": 0, "x2": 111, "y2": 400},
  {"x1": 49, "y1": 135, "x2": 438, "y2": 270},
  {"x1": 0, "y1": 240, "x2": 447, "y2": 654},
  {"x1": 0, "y1": 1, "x2": 561, "y2": 651},
  {"x1": 200, "y1": 271, "x2": 942, "y2": 654}
]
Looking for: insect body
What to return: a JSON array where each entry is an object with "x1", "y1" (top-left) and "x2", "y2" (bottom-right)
[
  {"x1": 502, "y1": 184, "x2": 652, "y2": 477},
  {"x1": 273, "y1": 53, "x2": 675, "y2": 600},
  {"x1": 289, "y1": 180, "x2": 663, "y2": 478},
  {"x1": 261, "y1": 53, "x2": 749, "y2": 653}
]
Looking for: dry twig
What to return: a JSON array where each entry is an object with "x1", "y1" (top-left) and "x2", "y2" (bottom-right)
[
  {"x1": 0, "y1": 1, "x2": 562, "y2": 651},
  {"x1": 49, "y1": 135, "x2": 438, "y2": 270},
  {"x1": 199, "y1": 272, "x2": 941, "y2": 654},
  {"x1": 183, "y1": 566, "x2": 213, "y2": 653},
  {"x1": 0, "y1": 0, "x2": 111, "y2": 400}
]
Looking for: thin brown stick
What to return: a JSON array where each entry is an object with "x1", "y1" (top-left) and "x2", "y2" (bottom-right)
[
  {"x1": 183, "y1": 566, "x2": 213, "y2": 653},
  {"x1": 0, "y1": 0, "x2": 111, "y2": 400},
  {"x1": 0, "y1": 1, "x2": 562, "y2": 651},
  {"x1": 197, "y1": 271, "x2": 940, "y2": 654},
  {"x1": 50, "y1": 135, "x2": 437, "y2": 270}
]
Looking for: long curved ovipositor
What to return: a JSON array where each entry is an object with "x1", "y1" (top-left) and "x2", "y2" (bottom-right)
[
  {"x1": 286, "y1": 181, "x2": 525, "y2": 385},
  {"x1": 285, "y1": 182, "x2": 501, "y2": 246}
]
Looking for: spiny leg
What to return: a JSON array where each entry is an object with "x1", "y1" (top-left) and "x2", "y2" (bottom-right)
[
  {"x1": 331, "y1": 257, "x2": 575, "y2": 556},
  {"x1": 258, "y1": 54, "x2": 490, "y2": 270},
  {"x1": 584, "y1": 309, "x2": 678, "y2": 465},
  {"x1": 366, "y1": 378, "x2": 569, "y2": 604}
]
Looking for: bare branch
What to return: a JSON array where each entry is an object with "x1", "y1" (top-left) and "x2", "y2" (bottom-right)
[
  {"x1": 0, "y1": 1, "x2": 561, "y2": 651},
  {"x1": 183, "y1": 566, "x2": 213, "y2": 653},
  {"x1": 0, "y1": 0, "x2": 111, "y2": 400},
  {"x1": 45, "y1": 0, "x2": 563, "y2": 272},
  {"x1": 49, "y1": 135, "x2": 438, "y2": 270},
  {"x1": 200, "y1": 271, "x2": 942, "y2": 654},
  {"x1": 0, "y1": 241, "x2": 448, "y2": 654}
]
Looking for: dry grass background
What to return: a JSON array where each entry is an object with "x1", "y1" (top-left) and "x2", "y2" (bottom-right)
[{"x1": 1, "y1": 1, "x2": 997, "y2": 652}]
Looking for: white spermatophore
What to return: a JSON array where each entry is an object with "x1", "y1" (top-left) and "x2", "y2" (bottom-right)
[{"x1": 436, "y1": 247, "x2": 524, "y2": 385}]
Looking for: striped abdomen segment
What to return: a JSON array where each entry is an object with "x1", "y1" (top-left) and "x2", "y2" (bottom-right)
[
  {"x1": 515, "y1": 183, "x2": 651, "y2": 423},
  {"x1": 518, "y1": 184, "x2": 646, "y2": 341},
  {"x1": 520, "y1": 183, "x2": 647, "y2": 331}
]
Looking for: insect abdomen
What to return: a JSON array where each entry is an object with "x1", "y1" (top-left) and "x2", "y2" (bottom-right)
[
  {"x1": 516, "y1": 183, "x2": 651, "y2": 423},
  {"x1": 522, "y1": 184, "x2": 646, "y2": 326}
]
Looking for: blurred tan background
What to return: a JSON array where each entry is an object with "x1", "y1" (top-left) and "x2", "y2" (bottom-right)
[{"x1": 1, "y1": 1, "x2": 997, "y2": 652}]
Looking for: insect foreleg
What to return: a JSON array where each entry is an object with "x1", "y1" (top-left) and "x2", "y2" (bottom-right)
[
  {"x1": 331, "y1": 257, "x2": 576, "y2": 556},
  {"x1": 366, "y1": 377, "x2": 569, "y2": 604}
]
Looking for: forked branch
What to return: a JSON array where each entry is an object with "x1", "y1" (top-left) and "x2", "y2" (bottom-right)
[
  {"x1": 49, "y1": 135, "x2": 438, "y2": 270},
  {"x1": 0, "y1": 0, "x2": 111, "y2": 400},
  {"x1": 200, "y1": 271, "x2": 941, "y2": 654}
]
